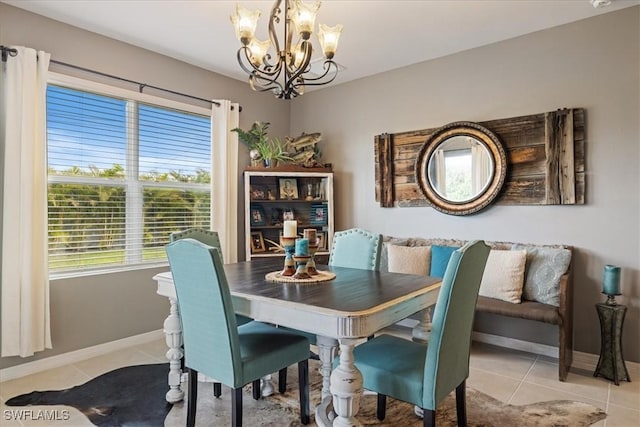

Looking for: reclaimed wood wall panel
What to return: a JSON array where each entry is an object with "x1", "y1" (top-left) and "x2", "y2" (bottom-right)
[{"x1": 375, "y1": 108, "x2": 585, "y2": 208}]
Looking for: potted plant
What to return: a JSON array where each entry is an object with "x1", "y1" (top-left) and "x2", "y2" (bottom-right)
[{"x1": 232, "y1": 122, "x2": 291, "y2": 168}]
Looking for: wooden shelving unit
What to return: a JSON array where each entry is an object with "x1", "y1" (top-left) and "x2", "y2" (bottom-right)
[{"x1": 244, "y1": 166, "x2": 334, "y2": 261}]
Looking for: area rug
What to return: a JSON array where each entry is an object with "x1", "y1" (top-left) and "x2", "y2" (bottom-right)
[
  {"x1": 167, "y1": 360, "x2": 607, "y2": 427},
  {"x1": 5, "y1": 363, "x2": 172, "y2": 426},
  {"x1": 5, "y1": 361, "x2": 607, "y2": 426}
]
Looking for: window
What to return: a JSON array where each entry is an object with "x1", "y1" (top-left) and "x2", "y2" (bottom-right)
[{"x1": 47, "y1": 76, "x2": 212, "y2": 274}]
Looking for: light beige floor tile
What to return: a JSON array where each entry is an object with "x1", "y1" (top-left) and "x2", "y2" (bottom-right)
[
  {"x1": 467, "y1": 367, "x2": 520, "y2": 402},
  {"x1": 468, "y1": 342, "x2": 537, "y2": 380},
  {"x1": 510, "y1": 381, "x2": 606, "y2": 409},
  {"x1": 608, "y1": 378, "x2": 640, "y2": 411},
  {"x1": 603, "y1": 403, "x2": 640, "y2": 427},
  {"x1": 73, "y1": 347, "x2": 160, "y2": 379},
  {"x1": 526, "y1": 358, "x2": 610, "y2": 402},
  {"x1": 132, "y1": 337, "x2": 170, "y2": 363},
  {"x1": 0, "y1": 365, "x2": 89, "y2": 404}
]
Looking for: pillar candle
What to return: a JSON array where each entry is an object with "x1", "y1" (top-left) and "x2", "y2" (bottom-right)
[
  {"x1": 303, "y1": 228, "x2": 317, "y2": 244},
  {"x1": 283, "y1": 220, "x2": 297, "y2": 237},
  {"x1": 603, "y1": 265, "x2": 621, "y2": 295},
  {"x1": 295, "y1": 238, "x2": 309, "y2": 256}
]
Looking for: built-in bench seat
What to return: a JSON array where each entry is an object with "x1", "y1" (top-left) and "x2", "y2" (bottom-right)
[{"x1": 380, "y1": 236, "x2": 573, "y2": 381}]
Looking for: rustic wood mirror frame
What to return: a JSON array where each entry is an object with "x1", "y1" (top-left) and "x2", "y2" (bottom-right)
[{"x1": 416, "y1": 121, "x2": 507, "y2": 216}]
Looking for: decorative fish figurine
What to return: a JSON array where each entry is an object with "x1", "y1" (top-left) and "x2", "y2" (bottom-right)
[{"x1": 287, "y1": 132, "x2": 322, "y2": 150}]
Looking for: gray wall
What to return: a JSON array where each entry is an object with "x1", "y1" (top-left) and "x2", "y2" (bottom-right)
[
  {"x1": 0, "y1": 3, "x2": 290, "y2": 369},
  {"x1": 290, "y1": 7, "x2": 640, "y2": 362},
  {"x1": 1, "y1": 4, "x2": 638, "y2": 369}
]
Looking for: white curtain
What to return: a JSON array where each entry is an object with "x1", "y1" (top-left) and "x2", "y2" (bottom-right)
[
  {"x1": 1, "y1": 46, "x2": 52, "y2": 357},
  {"x1": 211, "y1": 100, "x2": 240, "y2": 263}
]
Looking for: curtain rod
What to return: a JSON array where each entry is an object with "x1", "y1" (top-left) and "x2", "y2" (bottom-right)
[{"x1": 1, "y1": 46, "x2": 242, "y2": 112}]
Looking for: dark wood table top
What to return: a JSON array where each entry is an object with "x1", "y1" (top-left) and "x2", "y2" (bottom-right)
[{"x1": 224, "y1": 258, "x2": 441, "y2": 314}]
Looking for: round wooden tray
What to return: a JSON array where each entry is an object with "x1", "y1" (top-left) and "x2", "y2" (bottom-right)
[{"x1": 265, "y1": 270, "x2": 336, "y2": 285}]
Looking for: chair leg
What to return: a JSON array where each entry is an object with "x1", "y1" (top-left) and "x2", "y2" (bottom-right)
[
  {"x1": 213, "y1": 382, "x2": 222, "y2": 398},
  {"x1": 298, "y1": 360, "x2": 310, "y2": 425},
  {"x1": 455, "y1": 380, "x2": 467, "y2": 427},
  {"x1": 279, "y1": 368, "x2": 287, "y2": 393},
  {"x1": 252, "y1": 379, "x2": 261, "y2": 400},
  {"x1": 423, "y1": 408, "x2": 436, "y2": 427},
  {"x1": 187, "y1": 368, "x2": 198, "y2": 427},
  {"x1": 376, "y1": 394, "x2": 386, "y2": 420},
  {"x1": 232, "y1": 387, "x2": 243, "y2": 427}
]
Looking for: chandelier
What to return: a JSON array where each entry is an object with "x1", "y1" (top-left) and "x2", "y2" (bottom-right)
[{"x1": 230, "y1": 0, "x2": 343, "y2": 99}]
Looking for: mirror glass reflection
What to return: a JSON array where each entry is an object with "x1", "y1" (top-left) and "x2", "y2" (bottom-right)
[{"x1": 427, "y1": 135, "x2": 494, "y2": 203}]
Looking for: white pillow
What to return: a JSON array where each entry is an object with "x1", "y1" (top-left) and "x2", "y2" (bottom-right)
[
  {"x1": 387, "y1": 245, "x2": 431, "y2": 276},
  {"x1": 479, "y1": 250, "x2": 527, "y2": 303}
]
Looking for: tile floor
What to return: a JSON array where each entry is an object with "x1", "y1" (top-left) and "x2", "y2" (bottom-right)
[{"x1": 1, "y1": 331, "x2": 638, "y2": 426}]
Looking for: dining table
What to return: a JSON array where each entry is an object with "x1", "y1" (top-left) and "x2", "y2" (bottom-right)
[{"x1": 153, "y1": 257, "x2": 441, "y2": 426}]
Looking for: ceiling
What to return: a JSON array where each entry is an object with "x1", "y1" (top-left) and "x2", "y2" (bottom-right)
[{"x1": 3, "y1": 0, "x2": 639, "y2": 89}]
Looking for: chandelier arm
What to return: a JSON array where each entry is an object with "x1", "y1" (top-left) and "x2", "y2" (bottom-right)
[
  {"x1": 269, "y1": 0, "x2": 283, "y2": 60},
  {"x1": 285, "y1": 40, "x2": 313, "y2": 81},
  {"x1": 249, "y1": 74, "x2": 285, "y2": 95},
  {"x1": 297, "y1": 60, "x2": 339, "y2": 85},
  {"x1": 237, "y1": 47, "x2": 283, "y2": 79}
]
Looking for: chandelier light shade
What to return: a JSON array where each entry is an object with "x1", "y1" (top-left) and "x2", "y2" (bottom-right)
[{"x1": 231, "y1": 0, "x2": 343, "y2": 99}]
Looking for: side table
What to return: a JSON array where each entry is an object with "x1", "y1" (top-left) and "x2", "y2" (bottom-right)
[{"x1": 594, "y1": 303, "x2": 631, "y2": 385}]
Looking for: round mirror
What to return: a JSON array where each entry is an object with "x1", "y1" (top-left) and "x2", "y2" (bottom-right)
[{"x1": 416, "y1": 122, "x2": 507, "y2": 215}]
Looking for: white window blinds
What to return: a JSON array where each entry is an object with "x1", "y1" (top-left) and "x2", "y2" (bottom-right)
[{"x1": 47, "y1": 84, "x2": 211, "y2": 273}]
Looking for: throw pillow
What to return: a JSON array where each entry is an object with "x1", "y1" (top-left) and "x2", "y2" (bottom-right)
[
  {"x1": 379, "y1": 239, "x2": 411, "y2": 272},
  {"x1": 387, "y1": 245, "x2": 431, "y2": 276},
  {"x1": 479, "y1": 249, "x2": 527, "y2": 303},
  {"x1": 430, "y1": 245, "x2": 460, "y2": 277},
  {"x1": 512, "y1": 244, "x2": 572, "y2": 307}
]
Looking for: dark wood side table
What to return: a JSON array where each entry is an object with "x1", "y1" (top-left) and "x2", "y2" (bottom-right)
[{"x1": 594, "y1": 303, "x2": 631, "y2": 385}]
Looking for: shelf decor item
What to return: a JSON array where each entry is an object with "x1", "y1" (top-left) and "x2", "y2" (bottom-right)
[
  {"x1": 279, "y1": 178, "x2": 299, "y2": 200},
  {"x1": 250, "y1": 205, "x2": 267, "y2": 226},
  {"x1": 310, "y1": 203, "x2": 328, "y2": 226},
  {"x1": 250, "y1": 231, "x2": 266, "y2": 253},
  {"x1": 602, "y1": 264, "x2": 621, "y2": 305}
]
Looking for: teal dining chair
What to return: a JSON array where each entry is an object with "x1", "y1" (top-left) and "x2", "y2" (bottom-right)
[
  {"x1": 170, "y1": 229, "x2": 257, "y2": 398},
  {"x1": 166, "y1": 238, "x2": 310, "y2": 427},
  {"x1": 328, "y1": 227, "x2": 383, "y2": 270},
  {"x1": 350, "y1": 240, "x2": 490, "y2": 427}
]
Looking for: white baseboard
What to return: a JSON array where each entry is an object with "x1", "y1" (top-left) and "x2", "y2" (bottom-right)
[
  {"x1": 472, "y1": 331, "x2": 640, "y2": 373},
  {"x1": 0, "y1": 329, "x2": 165, "y2": 382},
  {"x1": 472, "y1": 331, "x2": 559, "y2": 358}
]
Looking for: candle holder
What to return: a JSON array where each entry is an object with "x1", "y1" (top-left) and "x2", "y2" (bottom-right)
[
  {"x1": 306, "y1": 243, "x2": 319, "y2": 275},
  {"x1": 280, "y1": 236, "x2": 296, "y2": 276},
  {"x1": 293, "y1": 254, "x2": 312, "y2": 280},
  {"x1": 604, "y1": 294, "x2": 620, "y2": 306}
]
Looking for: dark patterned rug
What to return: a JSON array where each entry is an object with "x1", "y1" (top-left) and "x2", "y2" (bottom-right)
[
  {"x1": 6, "y1": 361, "x2": 607, "y2": 426},
  {"x1": 5, "y1": 363, "x2": 172, "y2": 426}
]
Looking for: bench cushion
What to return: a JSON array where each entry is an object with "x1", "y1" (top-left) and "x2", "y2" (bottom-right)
[{"x1": 476, "y1": 296, "x2": 560, "y2": 325}]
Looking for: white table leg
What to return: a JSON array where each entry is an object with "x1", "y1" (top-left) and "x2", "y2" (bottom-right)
[
  {"x1": 261, "y1": 374, "x2": 275, "y2": 396},
  {"x1": 163, "y1": 296, "x2": 184, "y2": 403},
  {"x1": 315, "y1": 335, "x2": 339, "y2": 426},
  {"x1": 412, "y1": 307, "x2": 432, "y2": 343},
  {"x1": 330, "y1": 339, "x2": 363, "y2": 427}
]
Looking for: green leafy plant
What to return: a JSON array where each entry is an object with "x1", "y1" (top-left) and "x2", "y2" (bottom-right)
[{"x1": 232, "y1": 121, "x2": 292, "y2": 167}]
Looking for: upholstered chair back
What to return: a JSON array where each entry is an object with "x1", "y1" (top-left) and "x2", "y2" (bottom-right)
[
  {"x1": 170, "y1": 228, "x2": 223, "y2": 263},
  {"x1": 329, "y1": 228, "x2": 382, "y2": 270},
  {"x1": 422, "y1": 240, "x2": 490, "y2": 410}
]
